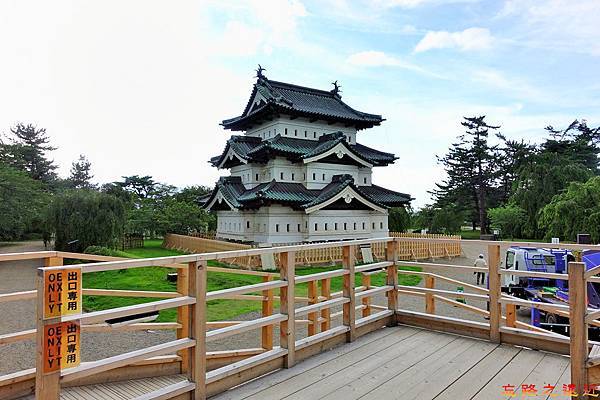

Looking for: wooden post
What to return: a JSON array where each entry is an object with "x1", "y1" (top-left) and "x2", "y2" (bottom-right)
[
  {"x1": 177, "y1": 264, "x2": 190, "y2": 373},
  {"x1": 425, "y1": 275, "x2": 435, "y2": 314},
  {"x1": 342, "y1": 245, "x2": 356, "y2": 342},
  {"x1": 35, "y1": 258, "x2": 62, "y2": 400},
  {"x1": 506, "y1": 304, "x2": 517, "y2": 328},
  {"x1": 188, "y1": 260, "x2": 207, "y2": 399},
  {"x1": 386, "y1": 240, "x2": 399, "y2": 326},
  {"x1": 261, "y1": 275, "x2": 274, "y2": 350},
  {"x1": 307, "y1": 280, "x2": 318, "y2": 336},
  {"x1": 361, "y1": 274, "x2": 371, "y2": 318},
  {"x1": 488, "y1": 244, "x2": 501, "y2": 343},
  {"x1": 320, "y1": 278, "x2": 331, "y2": 332},
  {"x1": 569, "y1": 262, "x2": 588, "y2": 396},
  {"x1": 280, "y1": 251, "x2": 296, "y2": 368}
]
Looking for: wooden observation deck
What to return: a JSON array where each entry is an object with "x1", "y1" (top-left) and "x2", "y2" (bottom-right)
[{"x1": 2, "y1": 238, "x2": 600, "y2": 399}]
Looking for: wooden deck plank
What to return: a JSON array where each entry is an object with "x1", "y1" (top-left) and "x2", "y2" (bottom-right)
[
  {"x1": 245, "y1": 327, "x2": 428, "y2": 400},
  {"x1": 471, "y1": 349, "x2": 546, "y2": 399},
  {"x1": 215, "y1": 326, "x2": 419, "y2": 400},
  {"x1": 509, "y1": 353, "x2": 570, "y2": 399},
  {"x1": 543, "y1": 359, "x2": 571, "y2": 400},
  {"x1": 350, "y1": 337, "x2": 493, "y2": 400},
  {"x1": 432, "y1": 345, "x2": 521, "y2": 400},
  {"x1": 211, "y1": 322, "x2": 404, "y2": 400},
  {"x1": 283, "y1": 330, "x2": 458, "y2": 400},
  {"x1": 374, "y1": 339, "x2": 499, "y2": 400}
]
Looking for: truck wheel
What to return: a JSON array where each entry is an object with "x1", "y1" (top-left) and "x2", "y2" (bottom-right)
[{"x1": 546, "y1": 313, "x2": 558, "y2": 325}]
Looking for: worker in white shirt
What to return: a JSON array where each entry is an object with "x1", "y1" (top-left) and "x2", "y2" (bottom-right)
[{"x1": 473, "y1": 254, "x2": 487, "y2": 285}]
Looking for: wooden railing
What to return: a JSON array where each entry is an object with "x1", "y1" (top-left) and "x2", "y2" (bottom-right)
[
  {"x1": 163, "y1": 232, "x2": 462, "y2": 269},
  {"x1": 3, "y1": 239, "x2": 600, "y2": 399}
]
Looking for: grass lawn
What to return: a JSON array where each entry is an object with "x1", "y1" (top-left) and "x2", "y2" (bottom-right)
[{"x1": 83, "y1": 240, "x2": 422, "y2": 322}]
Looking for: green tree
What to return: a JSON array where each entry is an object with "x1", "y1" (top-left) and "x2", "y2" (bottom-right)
[
  {"x1": 414, "y1": 205, "x2": 464, "y2": 234},
  {"x1": 155, "y1": 199, "x2": 214, "y2": 235},
  {"x1": 0, "y1": 123, "x2": 58, "y2": 183},
  {"x1": 175, "y1": 185, "x2": 212, "y2": 204},
  {"x1": 539, "y1": 176, "x2": 600, "y2": 243},
  {"x1": 388, "y1": 207, "x2": 411, "y2": 232},
  {"x1": 431, "y1": 116, "x2": 501, "y2": 233},
  {"x1": 0, "y1": 164, "x2": 48, "y2": 240},
  {"x1": 46, "y1": 190, "x2": 126, "y2": 252},
  {"x1": 488, "y1": 204, "x2": 527, "y2": 239},
  {"x1": 68, "y1": 154, "x2": 94, "y2": 189}
]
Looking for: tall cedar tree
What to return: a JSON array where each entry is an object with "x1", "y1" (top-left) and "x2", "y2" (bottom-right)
[
  {"x1": 432, "y1": 116, "x2": 500, "y2": 234},
  {"x1": 0, "y1": 123, "x2": 57, "y2": 183},
  {"x1": 68, "y1": 154, "x2": 94, "y2": 189}
]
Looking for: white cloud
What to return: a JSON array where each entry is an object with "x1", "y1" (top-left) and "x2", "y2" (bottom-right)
[
  {"x1": 497, "y1": 0, "x2": 600, "y2": 56},
  {"x1": 210, "y1": 0, "x2": 308, "y2": 56},
  {"x1": 346, "y1": 50, "x2": 445, "y2": 78},
  {"x1": 414, "y1": 27, "x2": 493, "y2": 52}
]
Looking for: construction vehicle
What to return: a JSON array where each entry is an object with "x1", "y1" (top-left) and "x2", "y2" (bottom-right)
[{"x1": 501, "y1": 246, "x2": 600, "y2": 336}]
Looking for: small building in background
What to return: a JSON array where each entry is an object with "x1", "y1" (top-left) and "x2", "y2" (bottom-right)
[{"x1": 203, "y1": 68, "x2": 411, "y2": 244}]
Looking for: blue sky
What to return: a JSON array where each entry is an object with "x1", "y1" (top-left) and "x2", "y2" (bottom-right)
[{"x1": 1, "y1": 0, "x2": 599, "y2": 207}]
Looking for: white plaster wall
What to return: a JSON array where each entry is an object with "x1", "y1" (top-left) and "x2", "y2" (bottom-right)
[
  {"x1": 216, "y1": 207, "x2": 389, "y2": 244},
  {"x1": 305, "y1": 162, "x2": 366, "y2": 189},
  {"x1": 245, "y1": 117, "x2": 357, "y2": 144}
]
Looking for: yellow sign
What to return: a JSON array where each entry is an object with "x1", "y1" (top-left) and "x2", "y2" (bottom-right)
[
  {"x1": 42, "y1": 321, "x2": 81, "y2": 373},
  {"x1": 43, "y1": 268, "x2": 82, "y2": 319}
]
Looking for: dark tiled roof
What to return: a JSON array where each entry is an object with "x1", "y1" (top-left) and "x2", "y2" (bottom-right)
[
  {"x1": 238, "y1": 181, "x2": 315, "y2": 206},
  {"x1": 357, "y1": 185, "x2": 413, "y2": 207},
  {"x1": 204, "y1": 174, "x2": 410, "y2": 211},
  {"x1": 210, "y1": 136, "x2": 262, "y2": 168},
  {"x1": 210, "y1": 132, "x2": 396, "y2": 168},
  {"x1": 222, "y1": 77, "x2": 384, "y2": 131},
  {"x1": 202, "y1": 176, "x2": 247, "y2": 209}
]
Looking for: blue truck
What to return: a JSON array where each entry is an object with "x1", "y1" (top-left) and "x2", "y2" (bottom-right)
[{"x1": 501, "y1": 246, "x2": 600, "y2": 335}]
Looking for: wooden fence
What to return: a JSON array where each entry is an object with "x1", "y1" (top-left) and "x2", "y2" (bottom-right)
[
  {"x1": 3, "y1": 238, "x2": 600, "y2": 399},
  {"x1": 163, "y1": 232, "x2": 462, "y2": 269}
]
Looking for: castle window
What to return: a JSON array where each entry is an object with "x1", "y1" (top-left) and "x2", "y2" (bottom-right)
[
  {"x1": 304, "y1": 130, "x2": 307, "y2": 137},
  {"x1": 303, "y1": 173, "x2": 306, "y2": 180},
  {"x1": 363, "y1": 177, "x2": 367, "y2": 184},
  {"x1": 362, "y1": 222, "x2": 365, "y2": 230},
  {"x1": 322, "y1": 173, "x2": 326, "y2": 180},
  {"x1": 353, "y1": 222, "x2": 357, "y2": 230},
  {"x1": 280, "y1": 172, "x2": 284, "y2": 180},
  {"x1": 380, "y1": 222, "x2": 383, "y2": 229},
  {"x1": 314, "y1": 223, "x2": 318, "y2": 231},
  {"x1": 285, "y1": 128, "x2": 288, "y2": 135},
  {"x1": 294, "y1": 129, "x2": 297, "y2": 136},
  {"x1": 291, "y1": 173, "x2": 295, "y2": 180},
  {"x1": 344, "y1": 223, "x2": 347, "y2": 230},
  {"x1": 274, "y1": 128, "x2": 276, "y2": 134},
  {"x1": 276, "y1": 224, "x2": 280, "y2": 232},
  {"x1": 297, "y1": 223, "x2": 301, "y2": 232},
  {"x1": 255, "y1": 173, "x2": 259, "y2": 181},
  {"x1": 287, "y1": 224, "x2": 290, "y2": 232},
  {"x1": 325, "y1": 223, "x2": 328, "y2": 231},
  {"x1": 372, "y1": 222, "x2": 375, "y2": 229},
  {"x1": 334, "y1": 222, "x2": 338, "y2": 230},
  {"x1": 312, "y1": 173, "x2": 316, "y2": 180},
  {"x1": 246, "y1": 221, "x2": 250, "y2": 229},
  {"x1": 313, "y1": 131, "x2": 316, "y2": 138}
]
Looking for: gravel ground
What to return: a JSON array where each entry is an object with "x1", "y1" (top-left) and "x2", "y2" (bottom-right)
[{"x1": 0, "y1": 240, "x2": 530, "y2": 376}]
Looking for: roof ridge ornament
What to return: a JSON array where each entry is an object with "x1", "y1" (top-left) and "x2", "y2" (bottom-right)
[
  {"x1": 256, "y1": 64, "x2": 267, "y2": 80},
  {"x1": 331, "y1": 80, "x2": 342, "y2": 98}
]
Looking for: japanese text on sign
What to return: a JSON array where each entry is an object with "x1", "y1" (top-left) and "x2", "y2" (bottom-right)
[
  {"x1": 43, "y1": 268, "x2": 82, "y2": 319},
  {"x1": 42, "y1": 321, "x2": 81, "y2": 373}
]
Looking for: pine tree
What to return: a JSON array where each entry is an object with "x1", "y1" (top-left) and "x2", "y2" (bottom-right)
[
  {"x1": 431, "y1": 116, "x2": 501, "y2": 234},
  {"x1": 68, "y1": 154, "x2": 94, "y2": 189},
  {"x1": 0, "y1": 123, "x2": 58, "y2": 183}
]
